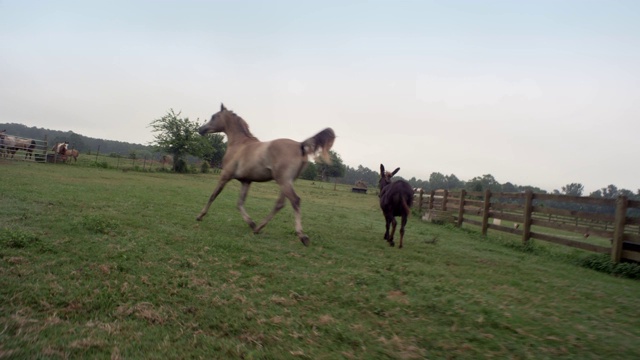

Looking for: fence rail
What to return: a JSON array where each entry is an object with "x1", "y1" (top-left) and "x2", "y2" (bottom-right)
[
  {"x1": 0, "y1": 134, "x2": 48, "y2": 163},
  {"x1": 415, "y1": 189, "x2": 640, "y2": 263}
]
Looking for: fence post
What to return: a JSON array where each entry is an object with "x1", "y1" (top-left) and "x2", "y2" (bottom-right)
[
  {"x1": 428, "y1": 190, "x2": 435, "y2": 211},
  {"x1": 522, "y1": 190, "x2": 534, "y2": 244},
  {"x1": 442, "y1": 190, "x2": 448, "y2": 211},
  {"x1": 611, "y1": 195, "x2": 628, "y2": 263},
  {"x1": 418, "y1": 189, "x2": 424, "y2": 213},
  {"x1": 481, "y1": 189, "x2": 491, "y2": 235},
  {"x1": 456, "y1": 189, "x2": 466, "y2": 227}
]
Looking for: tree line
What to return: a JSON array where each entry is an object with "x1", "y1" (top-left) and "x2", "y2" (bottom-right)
[{"x1": 3, "y1": 116, "x2": 639, "y2": 203}]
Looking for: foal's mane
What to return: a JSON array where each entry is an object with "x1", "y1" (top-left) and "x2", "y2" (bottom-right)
[{"x1": 226, "y1": 110, "x2": 258, "y2": 141}]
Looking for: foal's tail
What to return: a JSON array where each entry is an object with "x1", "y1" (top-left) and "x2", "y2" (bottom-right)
[{"x1": 301, "y1": 128, "x2": 336, "y2": 164}]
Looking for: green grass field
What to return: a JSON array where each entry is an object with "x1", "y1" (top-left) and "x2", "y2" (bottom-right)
[{"x1": 1, "y1": 161, "x2": 639, "y2": 359}]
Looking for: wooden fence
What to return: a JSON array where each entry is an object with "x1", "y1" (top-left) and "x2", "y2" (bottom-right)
[{"x1": 415, "y1": 189, "x2": 640, "y2": 263}]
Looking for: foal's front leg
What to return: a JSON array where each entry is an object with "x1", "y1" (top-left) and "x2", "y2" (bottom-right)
[
  {"x1": 254, "y1": 192, "x2": 286, "y2": 234},
  {"x1": 196, "y1": 178, "x2": 230, "y2": 221}
]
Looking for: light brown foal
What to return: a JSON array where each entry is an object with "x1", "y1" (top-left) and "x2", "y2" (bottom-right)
[{"x1": 196, "y1": 103, "x2": 335, "y2": 246}]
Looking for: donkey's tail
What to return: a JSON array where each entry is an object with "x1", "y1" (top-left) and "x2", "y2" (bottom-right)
[
  {"x1": 301, "y1": 128, "x2": 335, "y2": 164},
  {"x1": 402, "y1": 196, "x2": 412, "y2": 218}
]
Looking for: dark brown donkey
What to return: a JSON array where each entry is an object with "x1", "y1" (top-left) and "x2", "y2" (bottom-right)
[
  {"x1": 378, "y1": 164, "x2": 414, "y2": 248},
  {"x1": 196, "y1": 104, "x2": 335, "y2": 246}
]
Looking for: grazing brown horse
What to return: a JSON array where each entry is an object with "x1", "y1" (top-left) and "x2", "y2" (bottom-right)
[
  {"x1": 64, "y1": 148, "x2": 79, "y2": 163},
  {"x1": 196, "y1": 103, "x2": 335, "y2": 246}
]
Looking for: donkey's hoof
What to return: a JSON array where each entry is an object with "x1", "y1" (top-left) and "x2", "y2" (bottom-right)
[
  {"x1": 389, "y1": 241, "x2": 395, "y2": 247},
  {"x1": 300, "y1": 236, "x2": 310, "y2": 247}
]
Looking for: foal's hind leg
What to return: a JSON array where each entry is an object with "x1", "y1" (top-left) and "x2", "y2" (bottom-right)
[
  {"x1": 281, "y1": 182, "x2": 309, "y2": 246},
  {"x1": 254, "y1": 192, "x2": 286, "y2": 234},
  {"x1": 237, "y1": 181, "x2": 257, "y2": 231},
  {"x1": 196, "y1": 177, "x2": 231, "y2": 221}
]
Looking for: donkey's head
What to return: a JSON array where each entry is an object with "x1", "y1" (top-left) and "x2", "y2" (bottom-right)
[{"x1": 379, "y1": 164, "x2": 400, "y2": 192}]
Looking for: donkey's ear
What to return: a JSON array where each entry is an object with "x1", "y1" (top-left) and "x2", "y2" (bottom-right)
[
  {"x1": 221, "y1": 103, "x2": 226, "y2": 111},
  {"x1": 380, "y1": 164, "x2": 385, "y2": 176},
  {"x1": 391, "y1": 167, "x2": 400, "y2": 176}
]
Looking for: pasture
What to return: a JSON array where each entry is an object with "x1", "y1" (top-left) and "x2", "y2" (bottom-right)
[{"x1": 1, "y1": 161, "x2": 639, "y2": 359}]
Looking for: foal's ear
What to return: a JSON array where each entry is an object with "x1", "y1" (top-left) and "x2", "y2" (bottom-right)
[
  {"x1": 221, "y1": 103, "x2": 226, "y2": 111},
  {"x1": 380, "y1": 164, "x2": 385, "y2": 176},
  {"x1": 391, "y1": 167, "x2": 400, "y2": 177}
]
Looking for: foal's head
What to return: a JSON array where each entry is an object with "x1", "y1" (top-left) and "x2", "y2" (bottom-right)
[
  {"x1": 199, "y1": 103, "x2": 255, "y2": 140},
  {"x1": 379, "y1": 164, "x2": 400, "y2": 192},
  {"x1": 199, "y1": 103, "x2": 231, "y2": 135}
]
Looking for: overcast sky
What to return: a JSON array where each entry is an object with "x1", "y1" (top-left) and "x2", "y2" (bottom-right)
[{"x1": 1, "y1": 0, "x2": 639, "y2": 193}]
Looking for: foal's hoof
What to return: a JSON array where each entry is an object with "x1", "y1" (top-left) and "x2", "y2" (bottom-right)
[
  {"x1": 196, "y1": 216, "x2": 203, "y2": 222},
  {"x1": 300, "y1": 236, "x2": 310, "y2": 247}
]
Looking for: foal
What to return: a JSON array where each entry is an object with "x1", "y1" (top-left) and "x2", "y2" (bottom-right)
[
  {"x1": 378, "y1": 164, "x2": 414, "y2": 248},
  {"x1": 196, "y1": 104, "x2": 335, "y2": 246}
]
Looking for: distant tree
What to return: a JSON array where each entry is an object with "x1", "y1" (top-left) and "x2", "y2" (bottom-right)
[
  {"x1": 466, "y1": 178, "x2": 484, "y2": 192},
  {"x1": 466, "y1": 174, "x2": 501, "y2": 193},
  {"x1": 300, "y1": 162, "x2": 318, "y2": 180},
  {"x1": 149, "y1": 109, "x2": 206, "y2": 172},
  {"x1": 561, "y1": 183, "x2": 584, "y2": 197},
  {"x1": 68, "y1": 132, "x2": 87, "y2": 151},
  {"x1": 429, "y1": 172, "x2": 447, "y2": 190},
  {"x1": 601, "y1": 184, "x2": 619, "y2": 199},
  {"x1": 503, "y1": 182, "x2": 519, "y2": 193},
  {"x1": 589, "y1": 189, "x2": 603, "y2": 198},
  {"x1": 316, "y1": 150, "x2": 345, "y2": 182},
  {"x1": 619, "y1": 188, "x2": 635, "y2": 198},
  {"x1": 445, "y1": 174, "x2": 463, "y2": 190}
]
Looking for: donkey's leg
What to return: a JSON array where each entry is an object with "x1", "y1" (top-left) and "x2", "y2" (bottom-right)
[
  {"x1": 237, "y1": 181, "x2": 257, "y2": 231},
  {"x1": 196, "y1": 178, "x2": 231, "y2": 221},
  {"x1": 384, "y1": 216, "x2": 391, "y2": 240},
  {"x1": 254, "y1": 192, "x2": 286, "y2": 234},
  {"x1": 388, "y1": 217, "x2": 398, "y2": 247},
  {"x1": 398, "y1": 215, "x2": 408, "y2": 249}
]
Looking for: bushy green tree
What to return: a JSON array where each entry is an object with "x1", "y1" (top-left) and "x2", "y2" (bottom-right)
[
  {"x1": 198, "y1": 133, "x2": 226, "y2": 169},
  {"x1": 149, "y1": 109, "x2": 222, "y2": 172},
  {"x1": 300, "y1": 162, "x2": 318, "y2": 180},
  {"x1": 316, "y1": 150, "x2": 345, "y2": 182}
]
